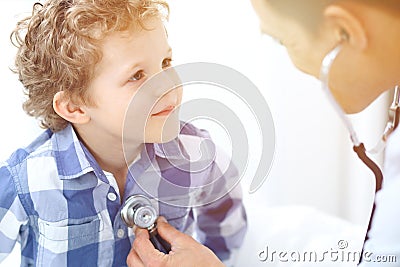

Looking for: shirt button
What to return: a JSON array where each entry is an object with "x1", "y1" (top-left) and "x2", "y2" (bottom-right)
[
  {"x1": 117, "y1": 229, "x2": 125, "y2": 239},
  {"x1": 107, "y1": 192, "x2": 117, "y2": 202}
]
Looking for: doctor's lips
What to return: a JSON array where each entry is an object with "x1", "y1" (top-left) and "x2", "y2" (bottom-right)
[{"x1": 151, "y1": 105, "x2": 176, "y2": 117}]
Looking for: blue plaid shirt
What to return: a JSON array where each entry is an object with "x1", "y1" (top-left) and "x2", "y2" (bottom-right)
[{"x1": 0, "y1": 123, "x2": 247, "y2": 266}]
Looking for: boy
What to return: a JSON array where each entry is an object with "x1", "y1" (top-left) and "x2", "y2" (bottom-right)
[{"x1": 0, "y1": 0, "x2": 247, "y2": 266}]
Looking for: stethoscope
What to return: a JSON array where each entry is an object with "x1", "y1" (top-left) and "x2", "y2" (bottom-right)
[
  {"x1": 321, "y1": 45, "x2": 400, "y2": 193},
  {"x1": 120, "y1": 194, "x2": 171, "y2": 253}
]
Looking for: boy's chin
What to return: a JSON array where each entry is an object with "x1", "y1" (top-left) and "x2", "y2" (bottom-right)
[
  {"x1": 146, "y1": 133, "x2": 179, "y2": 144},
  {"x1": 145, "y1": 123, "x2": 180, "y2": 144}
]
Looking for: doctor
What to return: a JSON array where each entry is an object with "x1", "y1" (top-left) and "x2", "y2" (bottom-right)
[{"x1": 127, "y1": 0, "x2": 400, "y2": 266}]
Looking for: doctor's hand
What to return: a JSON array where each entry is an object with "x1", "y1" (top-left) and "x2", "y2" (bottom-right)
[{"x1": 127, "y1": 217, "x2": 224, "y2": 267}]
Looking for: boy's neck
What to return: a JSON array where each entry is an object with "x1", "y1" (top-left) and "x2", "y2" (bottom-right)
[{"x1": 73, "y1": 124, "x2": 143, "y2": 198}]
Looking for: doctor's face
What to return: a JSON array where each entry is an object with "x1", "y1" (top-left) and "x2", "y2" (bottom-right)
[
  {"x1": 250, "y1": 0, "x2": 400, "y2": 114},
  {"x1": 250, "y1": 0, "x2": 327, "y2": 77}
]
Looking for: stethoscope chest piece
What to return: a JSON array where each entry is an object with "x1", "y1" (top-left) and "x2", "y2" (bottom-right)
[
  {"x1": 120, "y1": 194, "x2": 172, "y2": 253},
  {"x1": 121, "y1": 195, "x2": 157, "y2": 229}
]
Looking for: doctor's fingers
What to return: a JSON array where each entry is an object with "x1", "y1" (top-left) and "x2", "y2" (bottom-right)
[
  {"x1": 131, "y1": 228, "x2": 169, "y2": 266},
  {"x1": 155, "y1": 217, "x2": 191, "y2": 244},
  {"x1": 126, "y1": 247, "x2": 145, "y2": 267}
]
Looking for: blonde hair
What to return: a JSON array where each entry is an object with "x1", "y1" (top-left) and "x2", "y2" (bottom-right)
[{"x1": 11, "y1": 0, "x2": 169, "y2": 132}]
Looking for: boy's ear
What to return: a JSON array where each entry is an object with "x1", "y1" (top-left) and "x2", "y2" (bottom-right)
[
  {"x1": 53, "y1": 91, "x2": 90, "y2": 124},
  {"x1": 324, "y1": 4, "x2": 368, "y2": 50}
]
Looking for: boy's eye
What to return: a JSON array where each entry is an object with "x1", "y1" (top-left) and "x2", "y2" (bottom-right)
[
  {"x1": 130, "y1": 70, "x2": 145, "y2": 81},
  {"x1": 162, "y1": 58, "x2": 172, "y2": 69}
]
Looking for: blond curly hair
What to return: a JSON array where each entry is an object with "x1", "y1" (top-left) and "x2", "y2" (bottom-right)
[{"x1": 11, "y1": 0, "x2": 169, "y2": 132}]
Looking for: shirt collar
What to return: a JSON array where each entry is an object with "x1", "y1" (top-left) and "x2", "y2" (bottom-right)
[
  {"x1": 153, "y1": 138, "x2": 186, "y2": 160},
  {"x1": 52, "y1": 124, "x2": 96, "y2": 180},
  {"x1": 52, "y1": 124, "x2": 185, "y2": 180}
]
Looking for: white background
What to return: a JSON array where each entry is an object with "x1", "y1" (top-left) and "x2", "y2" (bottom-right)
[{"x1": 0, "y1": 0, "x2": 390, "y2": 266}]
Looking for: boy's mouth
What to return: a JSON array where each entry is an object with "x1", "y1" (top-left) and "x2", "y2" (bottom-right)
[{"x1": 151, "y1": 105, "x2": 176, "y2": 117}]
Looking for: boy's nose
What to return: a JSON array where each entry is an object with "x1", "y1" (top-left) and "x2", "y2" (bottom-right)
[
  {"x1": 149, "y1": 67, "x2": 181, "y2": 99},
  {"x1": 161, "y1": 87, "x2": 179, "y2": 104}
]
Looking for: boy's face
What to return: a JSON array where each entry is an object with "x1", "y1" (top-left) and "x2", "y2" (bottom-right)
[{"x1": 83, "y1": 18, "x2": 182, "y2": 144}]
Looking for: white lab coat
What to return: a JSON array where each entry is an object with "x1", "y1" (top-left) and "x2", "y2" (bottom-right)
[{"x1": 359, "y1": 126, "x2": 400, "y2": 266}]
